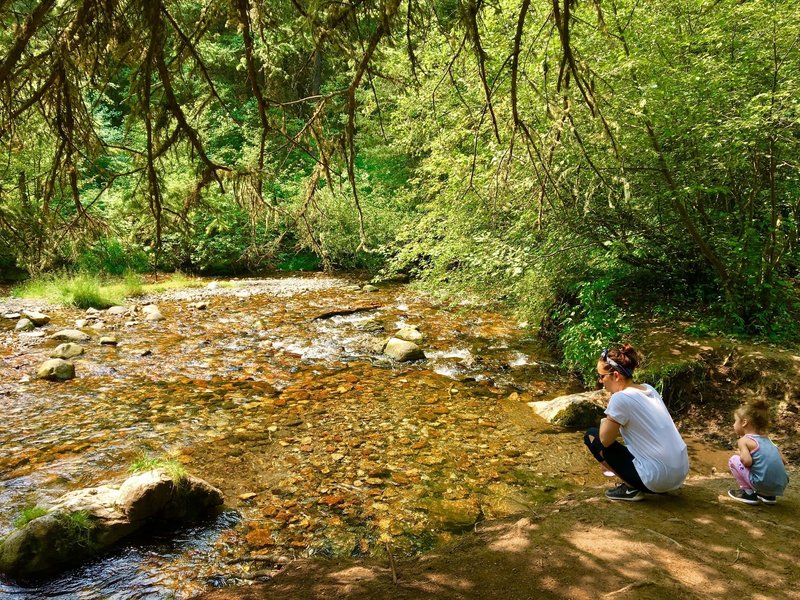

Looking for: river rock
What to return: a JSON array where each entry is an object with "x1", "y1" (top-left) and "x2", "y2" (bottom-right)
[
  {"x1": 99, "y1": 336, "x2": 118, "y2": 346},
  {"x1": 19, "y1": 330, "x2": 45, "y2": 338},
  {"x1": 142, "y1": 304, "x2": 160, "y2": 315},
  {"x1": 75, "y1": 319, "x2": 89, "y2": 328},
  {"x1": 0, "y1": 469, "x2": 223, "y2": 580},
  {"x1": 142, "y1": 305, "x2": 164, "y2": 321},
  {"x1": 36, "y1": 359, "x2": 75, "y2": 381},
  {"x1": 189, "y1": 301, "x2": 208, "y2": 310},
  {"x1": 86, "y1": 307, "x2": 101, "y2": 315},
  {"x1": 528, "y1": 390, "x2": 607, "y2": 428},
  {"x1": 422, "y1": 498, "x2": 482, "y2": 533},
  {"x1": 383, "y1": 338, "x2": 425, "y2": 362},
  {"x1": 21, "y1": 310, "x2": 50, "y2": 326},
  {"x1": 51, "y1": 343, "x2": 84, "y2": 359},
  {"x1": 49, "y1": 329, "x2": 90, "y2": 342},
  {"x1": 395, "y1": 326, "x2": 423, "y2": 343},
  {"x1": 90, "y1": 320, "x2": 106, "y2": 330},
  {"x1": 106, "y1": 306, "x2": 128, "y2": 316},
  {"x1": 3, "y1": 312, "x2": 21, "y2": 320},
  {"x1": 362, "y1": 284, "x2": 379, "y2": 293},
  {"x1": 15, "y1": 318, "x2": 34, "y2": 332}
]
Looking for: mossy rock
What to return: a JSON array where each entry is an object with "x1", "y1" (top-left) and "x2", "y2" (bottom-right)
[{"x1": 528, "y1": 390, "x2": 606, "y2": 429}]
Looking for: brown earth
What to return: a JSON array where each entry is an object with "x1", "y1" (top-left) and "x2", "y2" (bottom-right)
[{"x1": 197, "y1": 443, "x2": 798, "y2": 600}]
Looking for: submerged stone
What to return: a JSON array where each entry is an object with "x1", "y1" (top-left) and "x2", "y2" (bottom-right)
[
  {"x1": 383, "y1": 338, "x2": 425, "y2": 362},
  {"x1": 36, "y1": 359, "x2": 75, "y2": 381},
  {"x1": 49, "y1": 329, "x2": 90, "y2": 342},
  {"x1": 50, "y1": 343, "x2": 84, "y2": 359}
]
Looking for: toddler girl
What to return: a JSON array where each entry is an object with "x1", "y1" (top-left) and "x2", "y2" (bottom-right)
[{"x1": 728, "y1": 399, "x2": 789, "y2": 505}]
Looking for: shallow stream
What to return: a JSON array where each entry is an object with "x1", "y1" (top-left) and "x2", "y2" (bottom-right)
[{"x1": 0, "y1": 275, "x2": 591, "y2": 598}]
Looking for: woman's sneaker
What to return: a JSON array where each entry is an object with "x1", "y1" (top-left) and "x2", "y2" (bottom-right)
[
  {"x1": 756, "y1": 494, "x2": 777, "y2": 505},
  {"x1": 728, "y1": 489, "x2": 759, "y2": 505},
  {"x1": 605, "y1": 483, "x2": 644, "y2": 502}
]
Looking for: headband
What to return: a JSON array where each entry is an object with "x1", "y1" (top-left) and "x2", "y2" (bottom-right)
[{"x1": 601, "y1": 348, "x2": 634, "y2": 379}]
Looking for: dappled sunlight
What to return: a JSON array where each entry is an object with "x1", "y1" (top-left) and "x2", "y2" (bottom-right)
[
  {"x1": 0, "y1": 277, "x2": 575, "y2": 597},
  {"x1": 487, "y1": 517, "x2": 536, "y2": 552},
  {"x1": 328, "y1": 566, "x2": 381, "y2": 584}
]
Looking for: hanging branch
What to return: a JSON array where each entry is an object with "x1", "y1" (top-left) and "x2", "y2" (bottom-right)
[
  {"x1": 344, "y1": 0, "x2": 403, "y2": 252},
  {"x1": 0, "y1": 0, "x2": 56, "y2": 89},
  {"x1": 461, "y1": 0, "x2": 500, "y2": 142},
  {"x1": 235, "y1": 0, "x2": 270, "y2": 188}
]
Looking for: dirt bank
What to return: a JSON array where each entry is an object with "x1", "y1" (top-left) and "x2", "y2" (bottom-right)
[{"x1": 197, "y1": 469, "x2": 799, "y2": 599}]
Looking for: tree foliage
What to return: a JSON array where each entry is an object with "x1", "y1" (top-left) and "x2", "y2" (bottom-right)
[{"x1": 1, "y1": 0, "x2": 798, "y2": 338}]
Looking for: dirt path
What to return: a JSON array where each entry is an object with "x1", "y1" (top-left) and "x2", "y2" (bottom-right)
[{"x1": 198, "y1": 472, "x2": 799, "y2": 599}]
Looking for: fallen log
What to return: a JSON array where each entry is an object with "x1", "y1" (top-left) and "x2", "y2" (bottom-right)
[{"x1": 311, "y1": 304, "x2": 381, "y2": 320}]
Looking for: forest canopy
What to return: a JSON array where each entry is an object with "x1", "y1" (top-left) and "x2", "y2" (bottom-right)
[{"x1": 1, "y1": 0, "x2": 799, "y2": 357}]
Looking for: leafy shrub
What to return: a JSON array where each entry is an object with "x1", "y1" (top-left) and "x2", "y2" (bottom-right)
[
  {"x1": 77, "y1": 238, "x2": 150, "y2": 275},
  {"x1": 277, "y1": 250, "x2": 321, "y2": 271},
  {"x1": 555, "y1": 276, "x2": 633, "y2": 384}
]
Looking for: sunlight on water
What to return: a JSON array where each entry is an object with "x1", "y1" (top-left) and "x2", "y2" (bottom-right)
[{"x1": 0, "y1": 276, "x2": 582, "y2": 597}]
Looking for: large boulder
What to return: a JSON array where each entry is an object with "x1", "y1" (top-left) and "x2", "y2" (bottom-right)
[
  {"x1": 36, "y1": 359, "x2": 75, "y2": 381},
  {"x1": 0, "y1": 469, "x2": 223, "y2": 580},
  {"x1": 528, "y1": 390, "x2": 607, "y2": 428},
  {"x1": 49, "y1": 329, "x2": 90, "y2": 342},
  {"x1": 383, "y1": 338, "x2": 425, "y2": 362},
  {"x1": 51, "y1": 343, "x2": 84, "y2": 359}
]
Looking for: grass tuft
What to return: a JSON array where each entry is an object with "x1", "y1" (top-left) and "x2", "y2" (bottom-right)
[
  {"x1": 129, "y1": 451, "x2": 187, "y2": 481},
  {"x1": 13, "y1": 505, "x2": 48, "y2": 528}
]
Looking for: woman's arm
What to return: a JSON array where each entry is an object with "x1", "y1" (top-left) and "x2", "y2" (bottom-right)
[{"x1": 599, "y1": 417, "x2": 622, "y2": 448}]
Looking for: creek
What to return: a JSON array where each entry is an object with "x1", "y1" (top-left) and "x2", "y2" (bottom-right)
[{"x1": 0, "y1": 275, "x2": 587, "y2": 598}]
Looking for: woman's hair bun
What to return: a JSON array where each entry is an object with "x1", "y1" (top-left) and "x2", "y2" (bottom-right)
[{"x1": 618, "y1": 343, "x2": 641, "y2": 370}]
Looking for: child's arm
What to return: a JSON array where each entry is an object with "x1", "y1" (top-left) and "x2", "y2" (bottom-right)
[{"x1": 737, "y1": 436, "x2": 756, "y2": 467}]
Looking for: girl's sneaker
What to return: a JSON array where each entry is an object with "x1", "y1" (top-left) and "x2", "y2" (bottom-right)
[
  {"x1": 756, "y1": 494, "x2": 777, "y2": 505},
  {"x1": 728, "y1": 489, "x2": 759, "y2": 505}
]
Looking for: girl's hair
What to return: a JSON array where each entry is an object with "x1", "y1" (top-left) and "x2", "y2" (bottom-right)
[
  {"x1": 599, "y1": 343, "x2": 642, "y2": 377},
  {"x1": 736, "y1": 398, "x2": 770, "y2": 432}
]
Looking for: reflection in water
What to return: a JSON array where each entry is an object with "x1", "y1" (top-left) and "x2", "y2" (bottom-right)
[{"x1": 0, "y1": 276, "x2": 583, "y2": 598}]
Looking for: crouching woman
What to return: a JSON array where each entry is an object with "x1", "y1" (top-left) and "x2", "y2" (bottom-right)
[{"x1": 584, "y1": 344, "x2": 689, "y2": 501}]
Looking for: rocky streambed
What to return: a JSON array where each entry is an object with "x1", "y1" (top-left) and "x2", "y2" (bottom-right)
[{"x1": 0, "y1": 275, "x2": 587, "y2": 598}]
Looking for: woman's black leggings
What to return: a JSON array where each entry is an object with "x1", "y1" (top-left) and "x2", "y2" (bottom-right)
[{"x1": 584, "y1": 427, "x2": 652, "y2": 493}]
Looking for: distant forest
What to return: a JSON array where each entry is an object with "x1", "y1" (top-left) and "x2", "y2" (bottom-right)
[{"x1": 1, "y1": 0, "x2": 799, "y2": 346}]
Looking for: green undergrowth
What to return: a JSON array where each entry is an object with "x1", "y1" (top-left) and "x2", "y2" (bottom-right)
[{"x1": 11, "y1": 271, "x2": 203, "y2": 308}]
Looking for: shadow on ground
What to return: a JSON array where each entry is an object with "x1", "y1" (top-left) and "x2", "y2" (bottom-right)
[{"x1": 197, "y1": 475, "x2": 799, "y2": 599}]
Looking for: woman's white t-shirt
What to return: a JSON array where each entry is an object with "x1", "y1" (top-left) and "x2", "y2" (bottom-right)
[{"x1": 605, "y1": 384, "x2": 689, "y2": 493}]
